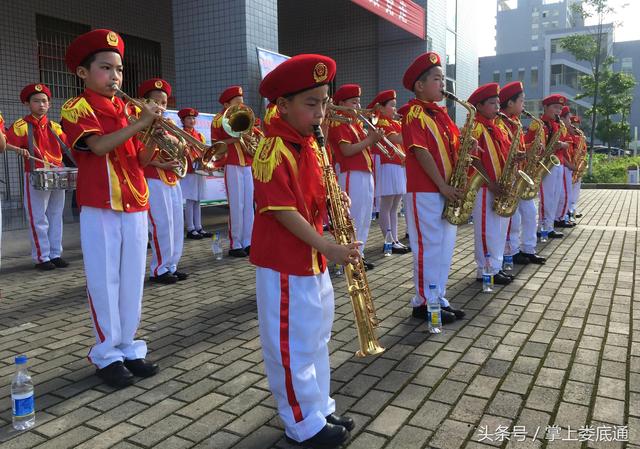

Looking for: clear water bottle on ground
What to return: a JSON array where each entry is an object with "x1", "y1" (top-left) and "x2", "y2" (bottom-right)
[
  {"x1": 427, "y1": 284, "x2": 442, "y2": 334},
  {"x1": 383, "y1": 229, "x2": 393, "y2": 256},
  {"x1": 503, "y1": 239, "x2": 514, "y2": 272},
  {"x1": 334, "y1": 264, "x2": 344, "y2": 276},
  {"x1": 540, "y1": 226, "x2": 549, "y2": 243},
  {"x1": 482, "y1": 254, "x2": 494, "y2": 293},
  {"x1": 212, "y1": 231, "x2": 223, "y2": 260},
  {"x1": 12, "y1": 355, "x2": 35, "y2": 431}
]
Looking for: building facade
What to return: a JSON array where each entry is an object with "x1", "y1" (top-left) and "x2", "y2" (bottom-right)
[{"x1": 1, "y1": 0, "x2": 478, "y2": 223}]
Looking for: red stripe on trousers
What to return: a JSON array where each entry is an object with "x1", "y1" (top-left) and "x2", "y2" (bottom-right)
[
  {"x1": 411, "y1": 193, "x2": 426, "y2": 305},
  {"x1": 87, "y1": 289, "x2": 105, "y2": 343},
  {"x1": 539, "y1": 184, "x2": 545, "y2": 221},
  {"x1": 345, "y1": 171, "x2": 351, "y2": 195},
  {"x1": 481, "y1": 188, "x2": 488, "y2": 256},
  {"x1": 24, "y1": 177, "x2": 43, "y2": 262},
  {"x1": 507, "y1": 217, "x2": 512, "y2": 236},
  {"x1": 279, "y1": 273, "x2": 303, "y2": 423},
  {"x1": 223, "y1": 171, "x2": 235, "y2": 248},
  {"x1": 148, "y1": 209, "x2": 163, "y2": 277},
  {"x1": 561, "y1": 171, "x2": 568, "y2": 216}
]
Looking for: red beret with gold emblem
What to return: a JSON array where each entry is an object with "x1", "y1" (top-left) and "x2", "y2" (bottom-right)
[
  {"x1": 499, "y1": 81, "x2": 524, "y2": 104},
  {"x1": 402, "y1": 52, "x2": 442, "y2": 91},
  {"x1": 468, "y1": 83, "x2": 500, "y2": 106},
  {"x1": 20, "y1": 83, "x2": 51, "y2": 103},
  {"x1": 178, "y1": 108, "x2": 198, "y2": 119},
  {"x1": 333, "y1": 84, "x2": 362, "y2": 103},
  {"x1": 367, "y1": 90, "x2": 396, "y2": 109},
  {"x1": 397, "y1": 103, "x2": 411, "y2": 118},
  {"x1": 65, "y1": 29, "x2": 125, "y2": 73},
  {"x1": 138, "y1": 78, "x2": 172, "y2": 98},
  {"x1": 542, "y1": 94, "x2": 567, "y2": 106},
  {"x1": 560, "y1": 105, "x2": 571, "y2": 117},
  {"x1": 570, "y1": 115, "x2": 581, "y2": 124},
  {"x1": 219, "y1": 86, "x2": 244, "y2": 105},
  {"x1": 259, "y1": 54, "x2": 336, "y2": 103}
]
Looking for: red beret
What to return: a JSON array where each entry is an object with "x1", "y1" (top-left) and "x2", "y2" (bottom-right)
[
  {"x1": 542, "y1": 94, "x2": 567, "y2": 106},
  {"x1": 178, "y1": 108, "x2": 198, "y2": 119},
  {"x1": 498, "y1": 81, "x2": 523, "y2": 104},
  {"x1": 20, "y1": 84, "x2": 51, "y2": 103},
  {"x1": 367, "y1": 90, "x2": 396, "y2": 109},
  {"x1": 138, "y1": 78, "x2": 172, "y2": 98},
  {"x1": 468, "y1": 83, "x2": 500, "y2": 105},
  {"x1": 397, "y1": 103, "x2": 411, "y2": 117},
  {"x1": 333, "y1": 84, "x2": 362, "y2": 103},
  {"x1": 259, "y1": 54, "x2": 336, "y2": 103},
  {"x1": 570, "y1": 115, "x2": 581, "y2": 124},
  {"x1": 560, "y1": 105, "x2": 571, "y2": 117},
  {"x1": 219, "y1": 86, "x2": 243, "y2": 105},
  {"x1": 65, "y1": 29, "x2": 124, "y2": 72},
  {"x1": 402, "y1": 52, "x2": 442, "y2": 91}
]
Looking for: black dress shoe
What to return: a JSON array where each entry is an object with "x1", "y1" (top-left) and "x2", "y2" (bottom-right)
[
  {"x1": 96, "y1": 361, "x2": 134, "y2": 388},
  {"x1": 523, "y1": 253, "x2": 546, "y2": 264},
  {"x1": 513, "y1": 252, "x2": 531, "y2": 265},
  {"x1": 442, "y1": 306, "x2": 466, "y2": 319},
  {"x1": 123, "y1": 359, "x2": 159, "y2": 378},
  {"x1": 50, "y1": 257, "x2": 69, "y2": 268},
  {"x1": 198, "y1": 229, "x2": 213, "y2": 238},
  {"x1": 391, "y1": 245, "x2": 410, "y2": 254},
  {"x1": 548, "y1": 230, "x2": 564, "y2": 239},
  {"x1": 186, "y1": 230, "x2": 203, "y2": 240},
  {"x1": 499, "y1": 270, "x2": 515, "y2": 281},
  {"x1": 326, "y1": 413, "x2": 355, "y2": 431},
  {"x1": 363, "y1": 260, "x2": 375, "y2": 271},
  {"x1": 244, "y1": 246, "x2": 251, "y2": 255},
  {"x1": 286, "y1": 423, "x2": 349, "y2": 448},
  {"x1": 574, "y1": 213, "x2": 583, "y2": 218},
  {"x1": 149, "y1": 272, "x2": 178, "y2": 284},
  {"x1": 556, "y1": 220, "x2": 574, "y2": 228},
  {"x1": 172, "y1": 271, "x2": 188, "y2": 281},
  {"x1": 411, "y1": 305, "x2": 456, "y2": 324},
  {"x1": 35, "y1": 261, "x2": 56, "y2": 271},
  {"x1": 228, "y1": 248, "x2": 248, "y2": 257},
  {"x1": 493, "y1": 272, "x2": 512, "y2": 285}
]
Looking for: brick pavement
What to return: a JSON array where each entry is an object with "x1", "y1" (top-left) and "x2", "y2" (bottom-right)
[{"x1": 0, "y1": 189, "x2": 637, "y2": 449}]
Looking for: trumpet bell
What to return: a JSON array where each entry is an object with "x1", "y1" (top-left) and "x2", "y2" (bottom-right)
[{"x1": 222, "y1": 104, "x2": 255, "y2": 138}]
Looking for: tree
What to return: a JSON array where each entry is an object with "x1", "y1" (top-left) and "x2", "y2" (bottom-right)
[{"x1": 560, "y1": 0, "x2": 618, "y2": 175}]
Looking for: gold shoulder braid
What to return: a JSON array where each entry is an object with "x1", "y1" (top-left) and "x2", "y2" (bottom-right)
[
  {"x1": 61, "y1": 97, "x2": 94, "y2": 124},
  {"x1": 252, "y1": 136, "x2": 285, "y2": 183}
]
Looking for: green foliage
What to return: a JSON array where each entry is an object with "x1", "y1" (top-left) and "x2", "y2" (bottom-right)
[{"x1": 583, "y1": 155, "x2": 640, "y2": 183}]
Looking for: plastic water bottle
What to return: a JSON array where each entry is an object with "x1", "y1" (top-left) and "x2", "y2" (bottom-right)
[
  {"x1": 540, "y1": 227, "x2": 549, "y2": 243},
  {"x1": 426, "y1": 284, "x2": 442, "y2": 334},
  {"x1": 482, "y1": 254, "x2": 494, "y2": 293},
  {"x1": 383, "y1": 229, "x2": 393, "y2": 257},
  {"x1": 212, "y1": 231, "x2": 223, "y2": 260},
  {"x1": 11, "y1": 355, "x2": 35, "y2": 431},
  {"x1": 334, "y1": 264, "x2": 344, "y2": 276},
  {"x1": 503, "y1": 240, "x2": 514, "y2": 272}
]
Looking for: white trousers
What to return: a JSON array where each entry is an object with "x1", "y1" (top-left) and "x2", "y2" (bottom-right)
[
  {"x1": 185, "y1": 200, "x2": 202, "y2": 232},
  {"x1": 539, "y1": 164, "x2": 563, "y2": 230},
  {"x1": 225, "y1": 165, "x2": 254, "y2": 249},
  {"x1": 506, "y1": 199, "x2": 538, "y2": 255},
  {"x1": 81, "y1": 207, "x2": 148, "y2": 369},
  {"x1": 148, "y1": 179, "x2": 184, "y2": 277},
  {"x1": 474, "y1": 187, "x2": 509, "y2": 276},
  {"x1": 405, "y1": 192, "x2": 455, "y2": 307},
  {"x1": 555, "y1": 166, "x2": 572, "y2": 221},
  {"x1": 23, "y1": 174, "x2": 65, "y2": 263},
  {"x1": 256, "y1": 267, "x2": 335, "y2": 442},
  {"x1": 372, "y1": 154, "x2": 381, "y2": 212},
  {"x1": 569, "y1": 180, "x2": 581, "y2": 213},
  {"x1": 338, "y1": 170, "x2": 374, "y2": 255}
]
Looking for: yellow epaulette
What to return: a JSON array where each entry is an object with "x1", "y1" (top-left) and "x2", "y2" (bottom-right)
[
  {"x1": 529, "y1": 119, "x2": 541, "y2": 132},
  {"x1": 377, "y1": 118, "x2": 390, "y2": 127},
  {"x1": 264, "y1": 105, "x2": 278, "y2": 124},
  {"x1": 12, "y1": 119, "x2": 27, "y2": 137},
  {"x1": 213, "y1": 113, "x2": 223, "y2": 128},
  {"x1": 50, "y1": 121, "x2": 63, "y2": 136},
  {"x1": 252, "y1": 136, "x2": 286, "y2": 183},
  {"x1": 61, "y1": 96, "x2": 94, "y2": 124},
  {"x1": 199, "y1": 132, "x2": 206, "y2": 144},
  {"x1": 472, "y1": 121, "x2": 484, "y2": 140},
  {"x1": 0, "y1": 113, "x2": 4, "y2": 128}
]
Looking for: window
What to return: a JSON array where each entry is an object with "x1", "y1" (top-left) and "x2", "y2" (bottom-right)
[
  {"x1": 551, "y1": 39, "x2": 565, "y2": 53},
  {"x1": 532, "y1": 23, "x2": 539, "y2": 29},
  {"x1": 518, "y1": 68, "x2": 526, "y2": 81},
  {"x1": 445, "y1": 79, "x2": 456, "y2": 121},
  {"x1": 505, "y1": 69, "x2": 513, "y2": 82},
  {"x1": 621, "y1": 57, "x2": 633, "y2": 73},
  {"x1": 551, "y1": 21, "x2": 559, "y2": 28},
  {"x1": 531, "y1": 67, "x2": 539, "y2": 88},
  {"x1": 542, "y1": 11, "x2": 548, "y2": 18},
  {"x1": 531, "y1": 46, "x2": 539, "y2": 51},
  {"x1": 119, "y1": 33, "x2": 162, "y2": 96},
  {"x1": 542, "y1": 21, "x2": 550, "y2": 27},
  {"x1": 493, "y1": 71, "x2": 500, "y2": 83},
  {"x1": 36, "y1": 15, "x2": 90, "y2": 99},
  {"x1": 446, "y1": 0, "x2": 457, "y2": 31},
  {"x1": 550, "y1": 64, "x2": 580, "y2": 89},
  {"x1": 532, "y1": 34, "x2": 539, "y2": 41},
  {"x1": 446, "y1": 29, "x2": 456, "y2": 80}
]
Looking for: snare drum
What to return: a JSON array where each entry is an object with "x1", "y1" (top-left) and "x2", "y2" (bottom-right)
[{"x1": 30, "y1": 167, "x2": 78, "y2": 191}]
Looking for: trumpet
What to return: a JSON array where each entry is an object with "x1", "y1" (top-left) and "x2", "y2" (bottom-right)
[
  {"x1": 113, "y1": 84, "x2": 226, "y2": 173},
  {"x1": 223, "y1": 104, "x2": 259, "y2": 157}
]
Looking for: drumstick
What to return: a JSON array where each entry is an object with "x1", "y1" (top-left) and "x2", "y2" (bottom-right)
[{"x1": 31, "y1": 143, "x2": 52, "y2": 168}]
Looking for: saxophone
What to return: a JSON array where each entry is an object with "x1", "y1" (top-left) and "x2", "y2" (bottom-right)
[
  {"x1": 571, "y1": 125, "x2": 587, "y2": 183},
  {"x1": 441, "y1": 91, "x2": 485, "y2": 225},
  {"x1": 313, "y1": 125, "x2": 385, "y2": 358},
  {"x1": 492, "y1": 113, "x2": 534, "y2": 217},
  {"x1": 519, "y1": 113, "x2": 562, "y2": 200}
]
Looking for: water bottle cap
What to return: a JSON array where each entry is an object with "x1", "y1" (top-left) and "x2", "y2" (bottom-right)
[
  {"x1": 429, "y1": 283, "x2": 437, "y2": 289},
  {"x1": 485, "y1": 253, "x2": 491, "y2": 257},
  {"x1": 15, "y1": 355, "x2": 27, "y2": 365}
]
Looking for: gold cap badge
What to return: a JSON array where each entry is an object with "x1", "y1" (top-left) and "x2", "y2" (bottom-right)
[
  {"x1": 313, "y1": 62, "x2": 328, "y2": 83},
  {"x1": 34, "y1": 84, "x2": 43, "y2": 92},
  {"x1": 154, "y1": 80, "x2": 164, "y2": 89},
  {"x1": 429, "y1": 53, "x2": 438, "y2": 64},
  {"x1": 107, "y1": 31, "x2": 119, "y2": 47}
]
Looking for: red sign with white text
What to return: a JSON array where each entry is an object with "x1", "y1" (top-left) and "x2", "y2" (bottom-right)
[{"x1": 351, "y1": 0, "x2": 425, "y2": 39}]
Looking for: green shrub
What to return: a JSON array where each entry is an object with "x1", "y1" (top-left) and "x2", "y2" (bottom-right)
[{"x1": 582, "y1": 155, "x2": 640, "y2": 183}]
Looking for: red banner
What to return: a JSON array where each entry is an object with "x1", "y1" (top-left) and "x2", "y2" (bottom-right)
[{"x1": 351, "y1": 0, "x2": 425, "y2": 39}]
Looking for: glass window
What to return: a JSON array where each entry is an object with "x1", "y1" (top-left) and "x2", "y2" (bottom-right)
[
  {"x1": 505, "y1": 69, "x2": 513, "y2": 82},
  {"x1": 531, "y1": 46, "x2": 539, "y2": 51},
  {"x1": 120, "y1": 33, "x2": 162, "y2": 96},
  {"x1": 493, "y1": 71, "x2": 500, "y2": 83},
  {"x1": 446, "y1": 0, "x2": 457, "y2": 31},
  {"x1": 531, "y1": 67, "x2": 539, "y2": 88},
  {"x1": 621, "y1": 57, "x2": 633, "y2": 73},
  {"x1": 445, "y1": 79, "x2": 456, "y2": 121},
  {"x1": 446, "y1": 29, "x2": 456, "y2": 80},
  {"x1": 518, "y1": 68, "x2": 525, "y2": 81},
  {"x1": 532, "y1": 23, "x2": 539, "y2": 29}
]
